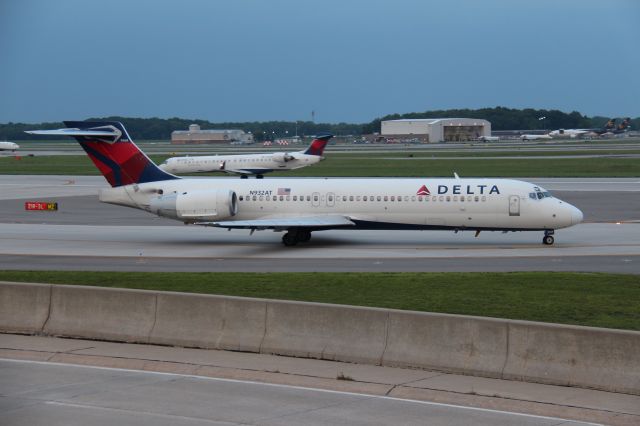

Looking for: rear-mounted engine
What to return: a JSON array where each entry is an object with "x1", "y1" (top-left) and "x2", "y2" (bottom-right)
[{"x1": 150, "y1": 189, "x2": 238, "y2": 221}]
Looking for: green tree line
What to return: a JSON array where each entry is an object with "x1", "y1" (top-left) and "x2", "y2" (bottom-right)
[{"x1": 1, "y1": 108, "x2": 636, "y2": 140}]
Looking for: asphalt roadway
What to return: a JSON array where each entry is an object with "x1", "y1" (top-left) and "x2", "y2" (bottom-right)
[
  {"x1": 0, "y1": 175, "x2": 638, "y2": 273},
  {"x1": 0, "y1": 358, "x2": 602, "y2": 426}
]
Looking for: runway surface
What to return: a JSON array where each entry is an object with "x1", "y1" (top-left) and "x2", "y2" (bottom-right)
[
  {"x1": 0, "y1": 359, "x2": 599, "y2": 426},
  {"x1": 0, "y1": 175, "x2": 638, "y2": 272}
]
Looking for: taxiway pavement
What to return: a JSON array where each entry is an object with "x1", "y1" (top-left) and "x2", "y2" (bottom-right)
[{"x1": 2, "y1": 336, "x2": 623, "y2": 426}]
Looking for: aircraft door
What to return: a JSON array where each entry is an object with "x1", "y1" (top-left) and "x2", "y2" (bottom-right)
[
  {"x1": 312, "y1": 192, "x2": 320, "y2": 207},
  {"x1": 508, "y1": 195, "x2": 520, "y2": 216},
  {"x1": 326, "y1": 192, "x2": 335, "y2": 207}
]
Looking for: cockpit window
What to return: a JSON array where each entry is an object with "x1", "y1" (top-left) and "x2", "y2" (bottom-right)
[{"x1": 530, "y1": 190, "x2": 553, "y2": 200}]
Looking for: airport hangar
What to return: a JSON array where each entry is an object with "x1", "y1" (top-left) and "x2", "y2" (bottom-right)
[
  {"x1": 381, "y1": 118, "x2": 491, "y2": 142},
  {"x1": 171, "y1": 124, "x2": 254, "y2": 145}
]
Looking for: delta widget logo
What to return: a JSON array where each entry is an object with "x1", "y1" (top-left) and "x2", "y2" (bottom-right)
[{"x1": 416, "y1": 185, "x2": 430, "y2": 196}]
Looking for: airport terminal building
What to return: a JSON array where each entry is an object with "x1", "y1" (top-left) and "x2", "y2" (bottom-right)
[
  {"x1": 381, "y1": 118, "x2": 491, "y2": 142},
  {"x1": 171, "y1": 124, "x2": 253, "y2": 145}
]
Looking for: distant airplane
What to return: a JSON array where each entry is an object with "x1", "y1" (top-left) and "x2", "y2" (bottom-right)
[
  {"x1": 520, "y1": 134, "x2": 552, "y2": 141},
  {"x1": 159, "y1": 135, "x2": 332, "y2": 178},
  {"x1": 548, "y1": 118, "x2": 631, "y2": 139},
  {"x1": 26, "y1": 121, "x2": 583, "y2": 246},
  {"x1": 477, "y1": 136, "x2": 500, "y2": 142},
  {"x1": 0, "y1": 141, "x2": 19, "y2": 151}
]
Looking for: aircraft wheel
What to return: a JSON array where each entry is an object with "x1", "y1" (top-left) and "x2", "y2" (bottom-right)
[
  {"x1": 298, "y1": 230, "x2": 312, "y2": 243},
  {"x1": 240, "y1": 175, "x2": 248, "y2": 179},
  {"x1": 282, "y1": 231, "x2": 298, "y2": 247},
  {"x1": 543, "y1": 235, "x2": 554, "y2": 245},
  {"x1": 256, "y1": 174, "x2": 264, "y2": 179}
]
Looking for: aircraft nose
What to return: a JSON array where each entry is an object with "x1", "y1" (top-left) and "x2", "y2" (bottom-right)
[{"x1": 570, "y1": 205, "x2": 584, "y2": 225}]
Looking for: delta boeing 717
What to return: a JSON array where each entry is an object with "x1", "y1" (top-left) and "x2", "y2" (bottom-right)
[{"x1": 27, "y1": 121, "x2": 583, "y2": 246}]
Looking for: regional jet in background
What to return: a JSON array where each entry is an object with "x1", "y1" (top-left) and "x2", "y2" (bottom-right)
[
  {"x1": 158, "y1": 135, "x2": 332, "y2": 178},
  {"x1": 0, "y1": 141, "x2": 19, "y2": 151},
  {"x1": 27, "y1": 122, "x2": 583, "y2": 246},
  {"x1": 548, "y1": 117, "x2": 631, "y2": 139}
]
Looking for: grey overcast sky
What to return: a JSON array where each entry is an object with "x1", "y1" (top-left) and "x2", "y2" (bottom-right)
[{"x1": 1, "y1": 0, "x2": 638, "y2": 123}]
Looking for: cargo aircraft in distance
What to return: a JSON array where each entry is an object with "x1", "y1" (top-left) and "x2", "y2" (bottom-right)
[
  {"x1": 159, "y1": 135, "x2": 331, "y2": 178},
  {"x1": 547, "y1": 117, "x2": 631, "y2": 139},
  {"x1": 27, "y1": 122, "x2": 583, "y2": 246}
]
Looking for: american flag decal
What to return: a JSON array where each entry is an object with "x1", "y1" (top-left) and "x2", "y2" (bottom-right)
[{"x1": 277, "y1": 187, "x2": 291, "y2": 195}]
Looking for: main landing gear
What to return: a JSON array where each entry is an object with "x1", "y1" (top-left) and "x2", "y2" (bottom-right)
[
  {"x1": 282, "y1": 229, "x2": 312, "y2": 247},
  {"x1": 543, "y1": 230, "x2": 555, "y2": 246}
]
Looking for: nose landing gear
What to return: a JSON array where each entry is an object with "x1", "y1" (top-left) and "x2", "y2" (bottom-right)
[{"x1": 543, "y1": 230, "x2": 555, "y2": 245}]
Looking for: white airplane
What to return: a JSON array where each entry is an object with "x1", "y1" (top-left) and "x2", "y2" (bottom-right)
[
  {"x1": 0, "y1": 141, "x2": 19, "y2": 151},
  {"x1": 158, "y1": 134, "x2": 331, "y2": 178},
  {"x1": 520, "y1": 134, "x2": 552, "y2": 141},
  {"x1": 477, "y1": 136, "x2": 499, "y2": 142},
  {"x1": 27, "y1": 121, "x2": 583, "y2": 246}
]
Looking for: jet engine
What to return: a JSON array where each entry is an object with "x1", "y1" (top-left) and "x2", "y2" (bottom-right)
[
  {"x1": 149, "y1": 189, "x2": 238, "y2": 221},
  {"x1": 272, "y1": 153, "x2": 296, "y2": 163}
]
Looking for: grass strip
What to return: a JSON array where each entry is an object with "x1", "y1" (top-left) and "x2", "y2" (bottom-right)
[{"x1": 1, "y1": 271, "x2": 638, "y2": 330}]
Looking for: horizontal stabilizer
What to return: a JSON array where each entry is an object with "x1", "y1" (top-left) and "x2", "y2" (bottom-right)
[
  {"x1": 26, "y1": 126, "x2": 122, "y2": 142},
  {"x1": 195, "y1": 215, "x2": 355, "y2": 230}
]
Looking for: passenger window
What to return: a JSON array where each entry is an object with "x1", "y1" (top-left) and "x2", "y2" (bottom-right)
[
  {"x1": 481, "y1": 196, "x2": 486, "y2": 202},
  {"x1": 343, "y1": 196, "x2": 347, "y2": 201},
  {"x1": 356, "y1": 196, "x2": 361, "y2": 201},
  {"x1": 259, "y1": 196, "x2": 264, "y2": 201},
  {"x1": 439, "y1": 196, "x2": 444, "y2": 201},
  {"x1": 475, "y1": 196, "x2": 479, "y2": 202},
  {"x1": 252, "y1": 196, "x2": 257, "y2": 201},
  {"x1": 307, "y1": 196, "x2": 311, "y2": 201},
  {"x1": 286, "y1": 196, "x2": 290, "y2": 201},
  {"x1": 432, "y1": 196, "x2": 436, "y2": 202},
  {"x1": 349, "y1": 196, "x2": 354, "y2": 201},
  {"x1": 278, "y1": 196, "x2": 283, "y2": 201},
  {"x1": 453, "y1": 196, "x2": 458, "y2": 202},
  {"x1": 377, "y1": 196, "x2": 381, "y2": 201},
  {"x1": 460, "y1": 196, "x2": 464, "y2": 202},
  {"x1": 446, "y1": 196, "x2": 451, "y2": 202},
  {"x1": 313, "y1": 195, "x2": 318, "y2": 201},
  {"x1": 411, "y1": 196, "x2": 416, "y2": 201},
  {"x1": 390, "y1": 196, "x2": 395, "y2": 201},
  {"x1": 363, "y1": 196, "x2": 368, "y2": 201},
  {"x1": 404, "y1": 196, "x2": 409, "y2": 201},
  {"x1": 239, "y1": 196, "x2": 244, "y2": 201},
  {"x1": 328, "y1": 195, "x2": 333, "y2": 201},
  {"x1": 293, "y1": 196, "x2": 297, "y2": 201},
  {"x1": 384, "y1": 196, "x2": 388, "y2": 202}
]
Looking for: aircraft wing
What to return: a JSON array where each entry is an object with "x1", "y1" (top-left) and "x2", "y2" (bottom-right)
[{"x1": 195, "y1": 215, "x2": 355, "y2": 230}]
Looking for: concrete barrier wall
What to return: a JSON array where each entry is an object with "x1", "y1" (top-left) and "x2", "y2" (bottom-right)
[
  {"x1": 504, "y1": 321, "x2": 640, "y2": 395},
  {"x1": 0, "y1": 282, "x2": 51, "y2": 333},
  {"x1": 261, "y1": 300, "x2": 388, "y2": 364},
  {"x1": 44, "y1": 285, "x2": 156, "y2": 343},
  {"x1": 149, "y1": 292, "x2": 267, "y2": 352},
  {"x1": 1, "y1": 281, "x2": 639, "y2": 394},
  {"x1": 383, "y1": 311, "x2": 508, "y2": 377}
]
